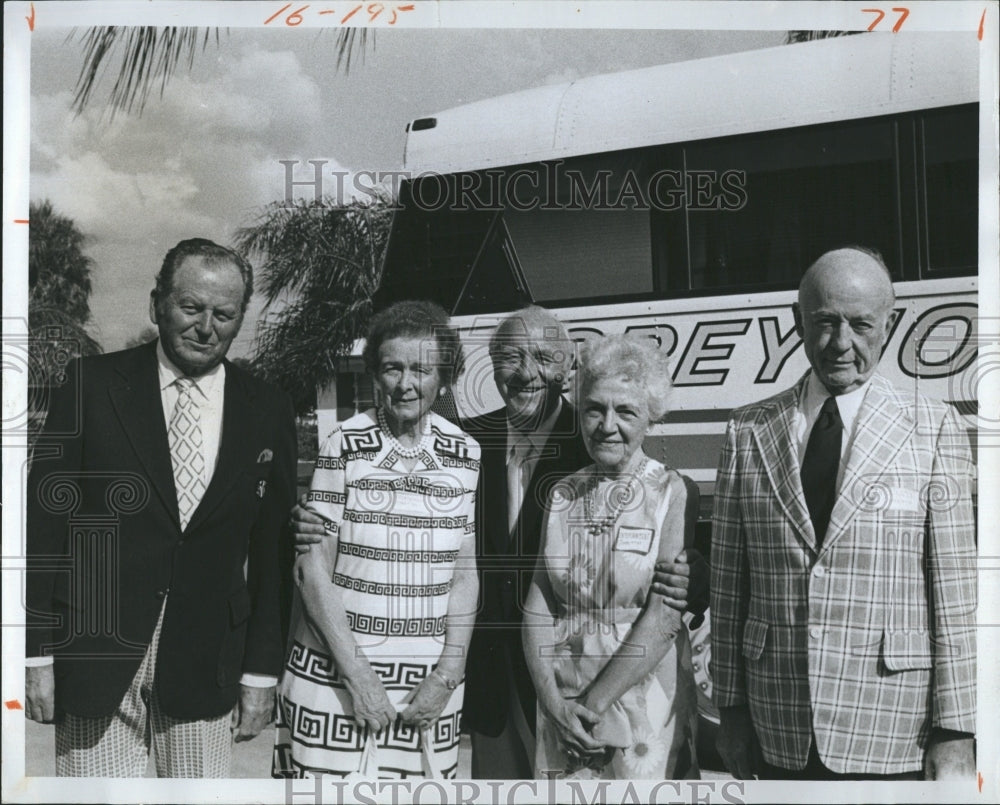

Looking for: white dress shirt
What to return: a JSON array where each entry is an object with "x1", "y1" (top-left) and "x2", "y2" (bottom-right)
[
  {"x1": 506, "y1": 399, "x2": 563, "y2": 532},
  {"x1": 795, "y1": 371, "x2": 872, "y2": 494}
]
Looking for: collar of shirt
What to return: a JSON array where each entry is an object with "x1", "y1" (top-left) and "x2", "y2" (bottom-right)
[
  {"x1": 506, "y1": 397, "x2": 563, "y2": 464},
  {"x1": 802, "y1": 370, "x2": 869, "y2": 432},
  {"x1": 156, "y1": 340, "x2": 225, "y2": 402},
  {"x1": 796, "y1": 370, "x2": 872, "y2": 469}
]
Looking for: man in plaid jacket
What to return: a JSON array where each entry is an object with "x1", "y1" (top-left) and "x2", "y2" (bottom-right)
[{"x1": 710, "y1": 247, "x2": 976, "y2": 779}]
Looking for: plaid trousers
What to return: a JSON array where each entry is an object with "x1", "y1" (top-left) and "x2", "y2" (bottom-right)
[{"x1": 55, "y1": 599, "x2": 234, "y2": 777}]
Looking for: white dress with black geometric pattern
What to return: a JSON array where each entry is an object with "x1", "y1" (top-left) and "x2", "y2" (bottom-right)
[{"x1": 273, "y1": 410, "x2": 480, "y2": 779}]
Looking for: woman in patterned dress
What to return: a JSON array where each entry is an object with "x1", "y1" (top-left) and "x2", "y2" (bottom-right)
[
  {"x1": 523, "y1": 334, "x2": 699, "y2": 779},
  {"x1": 273, "y1": 301, "x2": 479, "y2": 779}
]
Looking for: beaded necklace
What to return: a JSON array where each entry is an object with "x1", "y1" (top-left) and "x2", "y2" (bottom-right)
[
  {"x1": 583, "y1": 456, "x2": 649, "y2": 536},
  {"x1": 377, "y1": 406, "x2": 431, "y2": 459}
]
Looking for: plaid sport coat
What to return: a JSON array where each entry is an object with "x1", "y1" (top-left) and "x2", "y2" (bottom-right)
[{"x1": 709, "y1": 372, "x2": 976, "y2": 774}]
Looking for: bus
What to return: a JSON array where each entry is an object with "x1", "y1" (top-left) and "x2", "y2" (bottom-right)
[{"x1": 323, "y1": 30, "x2": 980, "y2": 755}]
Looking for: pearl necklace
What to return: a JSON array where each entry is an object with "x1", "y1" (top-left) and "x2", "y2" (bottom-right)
[
  {"x1": 583, "y1": 457, "x2": 649, "y2": 536},
  {"x1": 377, "y1": 406, "x2": 431, "y2": 459}
]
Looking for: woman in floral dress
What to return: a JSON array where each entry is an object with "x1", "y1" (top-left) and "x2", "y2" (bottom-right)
[{"x1": 524, "y1": 334, "x2": 698, "y2": 779}]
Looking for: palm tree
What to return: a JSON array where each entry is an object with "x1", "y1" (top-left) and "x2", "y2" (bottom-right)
[
  {"x1": 235, "y1": 195, "x2": 392, "y2": 415},
  {"x1": 28, "y1": 200, "x2": 103, "y2": 440},
  {"x1": 71, "y1": 26, "x2": 370, "y2": 118}
]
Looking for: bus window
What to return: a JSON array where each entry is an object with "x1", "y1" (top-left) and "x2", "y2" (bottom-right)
[
  {"x1": 654, "y1": 116, "x2": 902, "y2": 293},
  {"x1": 921, "y1": 104, "x2": 978, "y2": 277},
  {"x1": 381, "y1": 109, "x2": 977, "y2": 318},
  {"x1": 452, "y1": 213, "x2": 532, "y2": 315},
  {"x1": 506, "y1": 207, "x2": 653, "y2": 301},
  {"x1": 376, "y1": 177, "x2": 495, "y2": 311},
  {"x1": 475, "y1": 150, "x2": 661, "y2": 304}
]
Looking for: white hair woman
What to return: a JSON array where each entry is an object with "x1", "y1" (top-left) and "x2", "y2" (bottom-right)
[{"x1": 523, "y1": 334, "x2": 698, "y2": 779}]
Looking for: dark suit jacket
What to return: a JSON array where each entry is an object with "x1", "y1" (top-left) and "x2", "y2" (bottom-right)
[
  {"x1": 460, "y1": 401, "x2": 591, "y2": 737},
  {"x1": 26, "y1": 342, "x2": 297, "y2": 720}
]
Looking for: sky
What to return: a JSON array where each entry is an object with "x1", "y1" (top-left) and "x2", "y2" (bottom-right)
[{"x1": 28, "y1": 25, "x2": 785, "y2": 356}]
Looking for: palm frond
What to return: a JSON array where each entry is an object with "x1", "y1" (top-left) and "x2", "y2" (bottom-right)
[
  {"x1": 786, "y1": 30, "x2": 860, "y2": 44},
  {"x1": 236, "y1": 195, "x2": 393, "y2": 414},
  {"x1": 70, "y1": 27, "x2": 217, "y2": 118},
  {"x1": 336, "y1": 29, "x2": 369, "y2": 74},
  {"x1": 69, "y1": 26, "x2": 370, "y2": 118}
]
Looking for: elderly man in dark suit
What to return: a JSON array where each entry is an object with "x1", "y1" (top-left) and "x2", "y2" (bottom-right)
[
  {"x1": 25, "y1": 238, "x2": 297, "y2": 777},
  {"x1": 711, "y1": 247, "x2": 976, "y2": 780},
  {"x1": 459, "y1": 306, "x2": 591, "y2": 778}
]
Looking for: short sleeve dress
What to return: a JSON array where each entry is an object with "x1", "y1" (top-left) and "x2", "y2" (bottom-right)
[
  {"x1": 273, "y1": 409, "x2": 480, "y2": 779},
  {"x1": 533, "y1": 459, "x2": 698, "y2": 780}
]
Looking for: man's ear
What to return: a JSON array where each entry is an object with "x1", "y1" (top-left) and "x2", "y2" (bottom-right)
[
  {"x1": 885, "y1": 307, "x2": 901, "y2": 331},
  {"x1": 149, "y1": 292, "x2": 159, "y2": 325},
  {"x1": 792, "y1": 302, "x2": 804, "y2": 338}
]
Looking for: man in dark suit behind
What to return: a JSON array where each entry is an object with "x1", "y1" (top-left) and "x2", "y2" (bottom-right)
[
  {"x1": 460, "y1": 306, "x2": 591, "y2": 779},
  {"x1": 24, "y1": 238, "x2": 297, "y2": 777}
]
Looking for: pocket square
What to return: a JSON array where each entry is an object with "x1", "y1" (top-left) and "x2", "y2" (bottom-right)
[{"x1": 257, "y1": 449, "x2": 273, "y2": 464}]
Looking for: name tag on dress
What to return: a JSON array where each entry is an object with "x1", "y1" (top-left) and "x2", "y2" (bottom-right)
[{"x1": 614, "y1": 526, "x2": 654, "y2": 554}]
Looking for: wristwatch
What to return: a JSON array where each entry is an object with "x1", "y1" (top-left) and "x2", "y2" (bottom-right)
[{"x1": 430, "y1": 667, "x2": 459, "y2": 690}]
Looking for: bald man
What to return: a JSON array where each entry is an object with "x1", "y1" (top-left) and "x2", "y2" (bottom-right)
[
  {"x1": 457, "y1": 306, "x2": 592, "y2": 778},
  {"x1": 710, "y1": 247, "x2": 976, "y2": 780}
]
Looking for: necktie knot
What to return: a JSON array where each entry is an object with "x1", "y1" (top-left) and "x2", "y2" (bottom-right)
[
  {"x1": 510, "y1": 440, "x2": 532, "y2": 465},
  {"x1": 818, "y1": 396, "x2": 842, "y2": 430}
]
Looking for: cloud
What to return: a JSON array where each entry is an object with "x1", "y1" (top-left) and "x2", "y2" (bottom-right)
[
  {"x1": 154, "y1": 45, "x2": 323, "y2": 141},
  {"x1": 28, "y1": 40, "x2": 344, "y2": 350},
  {"x1": 31, "y1": 151, "x2": 215, "y2": 242},
  {"x1": 30, "y1": 41, "x2": 330, "y2": 239}
]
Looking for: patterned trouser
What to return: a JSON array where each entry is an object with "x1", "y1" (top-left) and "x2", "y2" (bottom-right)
[{"x1": 55, "y1": 600, "x2": 234, "y2": 777}]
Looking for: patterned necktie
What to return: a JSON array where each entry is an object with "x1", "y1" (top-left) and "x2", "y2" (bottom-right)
[
  {"x1": 800, "y1": 395, "x2": 843, "y2": 546},
  {"x1": 168, "y1": 377, "x2": 206, "y2": 530}
]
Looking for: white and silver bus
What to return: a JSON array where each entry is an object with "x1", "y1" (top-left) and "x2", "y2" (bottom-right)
[{"x1": 326, "y1": 30, "x2": 980, "y2": 753}]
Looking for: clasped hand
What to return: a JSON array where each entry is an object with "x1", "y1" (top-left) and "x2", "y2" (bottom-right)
[
  {"x1": 346, "y1": 666, "x2": 454, "y2": 735},
  {"x1": 543, "y1": 693, "x2": 607, "y2": 760},
  {"x1": 344, "y1": 667, "x2": 397, "y2": 733},
  {"x1": 398, "y1": 673, "x2": 453, "y2": 731}
]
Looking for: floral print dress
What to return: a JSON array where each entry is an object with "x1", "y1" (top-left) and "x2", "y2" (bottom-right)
[{"x1": 533, "y1": 459, "x2": 698, "y2": 779}]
